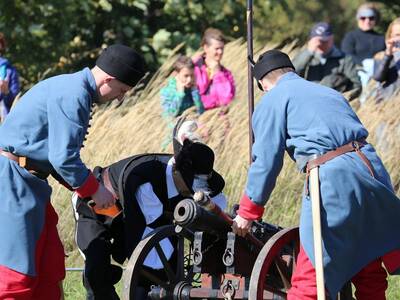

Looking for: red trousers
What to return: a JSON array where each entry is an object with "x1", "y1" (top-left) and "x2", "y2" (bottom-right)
[
  {"x1": 288, "y1": 245, "x2": 400, "y2": 300},
  {"x1": 0, "y1": 203, "x2": 66, "y2": 300}
]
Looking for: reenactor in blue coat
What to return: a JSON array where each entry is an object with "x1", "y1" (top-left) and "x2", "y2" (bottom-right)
[
  {"x1": 0, "y1": 44, "x2": 145, "y2": 299},
  {"x1": 232, "y1": 50, "x2": 400, "y2": 299}
]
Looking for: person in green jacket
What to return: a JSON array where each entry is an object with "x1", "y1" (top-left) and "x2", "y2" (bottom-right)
[
  {"x1": 293, "y1": 22, "x2": 361, "y2": 101},
  {"x1": 160, "y1": 55, "x2": 204, "y2": 117}
]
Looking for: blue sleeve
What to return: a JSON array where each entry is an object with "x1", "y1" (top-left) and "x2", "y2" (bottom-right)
[
  {"x1": 47, "y1": 92, "x2": 91, "y2": 188},
  {"x1": 1, "y1": 66, "x2": 20, "y2": 108},
  {"x1": 245, "y1": 93, "x2": 288, "y2": 206}
]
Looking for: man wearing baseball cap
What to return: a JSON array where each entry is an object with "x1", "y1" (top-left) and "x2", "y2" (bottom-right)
[
  {"x1": 232, "y1": 49, "x2": 400, "y2": 299},
  {"x1": 0, "y1": 44, "x2": 146, "y2": 299},
  {"x1": 293, "y1": 22, "x2": 361, "y2": 100}
]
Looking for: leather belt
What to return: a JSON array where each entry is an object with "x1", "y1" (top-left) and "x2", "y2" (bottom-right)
[
  {"x1": 0, "y1": 150, "x2": 27, "y2": 166},
  {"x1": 305, "y1": 140, "x2": 374, "y2": 195},
  {"x1": 0, "y1": 150, "x2": 49, "y2": 179}
]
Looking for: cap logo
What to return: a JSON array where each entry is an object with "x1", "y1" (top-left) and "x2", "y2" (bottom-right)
[{"x1": 315, "y1": 26, "x2": 325, "y2": 35}]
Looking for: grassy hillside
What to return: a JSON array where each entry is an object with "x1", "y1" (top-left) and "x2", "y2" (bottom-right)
[{"x1": 53, "y1": 39, "x2": 400, "y2": 298}]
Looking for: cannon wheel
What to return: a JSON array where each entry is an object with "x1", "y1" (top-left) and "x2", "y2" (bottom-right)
[
  {"x1": 248, "y1": 227, "x2": 353, "y2": 300},
  {"x1": 122, "y1": 225, "x2": 194, "y2": 300},
  {"x1": 248, "y1": 226, "x2": 300, "y2": 300}
]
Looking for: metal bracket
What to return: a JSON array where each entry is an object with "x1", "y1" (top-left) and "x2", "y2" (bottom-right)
[
  {"x1": 223, "y1": 232, "x2": 236, "y2": 273},
  {"x1": 193, "y1": 231, "x2": 203, "y2": 273},
  {"x1": 221, "y1": 278, "x2": 239, "y2": 300}
]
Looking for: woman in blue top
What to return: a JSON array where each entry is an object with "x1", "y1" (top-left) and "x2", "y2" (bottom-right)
[{"x1": 0, "y1": 32, "x2": 20, "y2": 122}]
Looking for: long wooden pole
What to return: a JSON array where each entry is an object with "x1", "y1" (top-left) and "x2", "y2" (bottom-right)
[
  {"x1": 246, "y1": 0, "x2": 254, "y2": 164},
  {"x1": 309, "y1": 167, "x2": 326, "y2": 300}
]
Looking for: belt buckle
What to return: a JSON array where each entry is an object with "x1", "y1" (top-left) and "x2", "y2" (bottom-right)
[
  {"x1": 352, "y1": 141, "x2": 360, "y2": 151},
  {"x1": 300, "y1": 154, "x2": 319, "y2": 173}
]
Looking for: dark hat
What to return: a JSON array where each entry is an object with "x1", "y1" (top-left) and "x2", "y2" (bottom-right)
[
  {"x1": 175, "y1": 140, "x2": 225, "y2": 196},
  {"x1": 309, "y1": 22, "x2": 333, "y2": 40},
  {"x1": 96, "y1": 44, "x2": 146, "y2": 87},
  {"x1": 187, "y1": 141, "x2": 215, "y2": 175},
  {"x1": 252, "y1": 49, "x2": 294, "y2": 91}
]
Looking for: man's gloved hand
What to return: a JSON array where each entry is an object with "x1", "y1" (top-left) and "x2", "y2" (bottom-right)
[
  {"x1": 91, "y1": 183, "x2": 115, "y2": 210},
  {"x1": 231, "y1": 214, "x2": 253, "y2": 237}
]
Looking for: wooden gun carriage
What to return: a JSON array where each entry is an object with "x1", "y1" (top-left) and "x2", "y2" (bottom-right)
[{"x1": 121, "y1": 192, "x2": 351, "y2": 300}]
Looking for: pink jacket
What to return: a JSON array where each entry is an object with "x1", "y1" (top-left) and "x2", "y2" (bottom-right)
[{"x1": 193, "y1": 57, "x2": 235, "y2": 109}]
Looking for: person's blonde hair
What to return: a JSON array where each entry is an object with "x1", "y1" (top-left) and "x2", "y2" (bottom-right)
[
  {"x1": 385, "y1": 17, "x2": 400, "y2": 41},
  {"x1": 201, "y1": 28, "x2": 225, "y2": 47}
]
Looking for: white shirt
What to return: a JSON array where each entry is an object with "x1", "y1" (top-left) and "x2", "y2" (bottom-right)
[{"x1": 136, "y1": 157, "x2": 227, "y2": 269}]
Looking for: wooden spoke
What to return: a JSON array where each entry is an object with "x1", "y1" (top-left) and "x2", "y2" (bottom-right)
[{"x1": 154, "y1": 242, "x2": 176, "y2": 282}]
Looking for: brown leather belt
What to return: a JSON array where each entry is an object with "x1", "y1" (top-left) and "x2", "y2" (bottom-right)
[
  {"x1": 0, "y1": 150, "x2": 27, "y2": 166},
  {"x1": 0, "y1": 150, "x2": 49, "y2": 179},
  {"x1": 305, "y1": 140, "x2": 374, "y2": 195}
]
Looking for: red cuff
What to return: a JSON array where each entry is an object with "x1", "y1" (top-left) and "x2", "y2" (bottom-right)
[
  {"x1": 75, "y1": 172, "x2": 99, "y2": 198},
  {"x1": 237, "y1": 193, "x2": 265, "y2": 220},
  {"x1": 382, "y1": 249, "x2": 400, "y2": 274}
]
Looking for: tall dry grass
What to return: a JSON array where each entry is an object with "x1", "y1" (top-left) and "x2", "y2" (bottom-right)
[{"x1": 52, "y1": 39, "x2": 400, "y2": 297}]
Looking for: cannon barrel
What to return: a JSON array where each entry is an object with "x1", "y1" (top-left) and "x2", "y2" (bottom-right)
[
  {"x1": 173, "y1": 198, "x2": 231, "y2": 234},
  {"x1": 193, "y1": 191, "x2": 265, "y2": 249}
]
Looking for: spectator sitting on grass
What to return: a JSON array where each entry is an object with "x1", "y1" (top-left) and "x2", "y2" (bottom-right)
[
  {"x1": 293, "y1": 22, "x2": 361, "y2": 101},
  {"x1": 341, "y1": 3, "x2": 385, "y2": 89},
  {"x1": 193, "y1": 28, "x2": 235, "y2": 111},
  {"x1": 372, "y1": 17, "x2": 400, "y2": 102},
  {"x1": 0, "y1": 32, "x2": 20, "y2": 123},
  {"x1": 160, "y1": 55, "x2": 204, "y2": 118}
]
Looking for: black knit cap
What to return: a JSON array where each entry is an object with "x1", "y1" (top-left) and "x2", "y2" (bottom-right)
[
  {"x1": 253, "y1": 49, "x2": 294, "y2": 91},
  {"x1": 96, "y1": 44, "x2": 146, "y2": 87}
]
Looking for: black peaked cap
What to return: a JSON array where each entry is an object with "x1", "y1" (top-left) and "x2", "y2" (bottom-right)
[{"x1": 96, "y1": 44, "x2": 146, "y2": 87}]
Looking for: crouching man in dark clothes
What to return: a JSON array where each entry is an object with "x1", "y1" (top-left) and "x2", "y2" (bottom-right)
[{"x1": 72, "y1": 136, "x2": 227, "y2": 300}]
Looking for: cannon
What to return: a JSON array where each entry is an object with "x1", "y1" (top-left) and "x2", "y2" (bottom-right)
[{"x1": 122, "y1": 192, "x2": 352, "y2": 300}]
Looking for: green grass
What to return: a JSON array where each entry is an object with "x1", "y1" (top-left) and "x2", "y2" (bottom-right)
[
  {"x1": 63, "y1": 269, "x2": 123, "y2": 300},
  {"x1": 63, "y1": 271, "x2": 86, "y2": 300},
  {"x1": 63, "y1": 269, "x2": 400, "y2": 299},
  {"x1": 387, "y1": 276, "x2": 400, "y2": 299}
]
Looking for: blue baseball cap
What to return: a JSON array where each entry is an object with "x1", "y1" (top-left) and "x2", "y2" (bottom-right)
[{"x1": 309, "y1": 22, "x2": 333, "y2": 41}]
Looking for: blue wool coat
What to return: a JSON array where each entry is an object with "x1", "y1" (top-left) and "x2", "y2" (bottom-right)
[
  {"x1": 245, "y1": 72, "x2": 400, "y2": 297},
  {"x1": 0, "y1": 68, "x2": 97, "y2": 275}
]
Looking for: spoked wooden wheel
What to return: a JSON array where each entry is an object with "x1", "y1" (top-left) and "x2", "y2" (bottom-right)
[
  {"x1": 122, "y1": 225, "x2": 194, "y2": 300},
  {"x1": 248, "y1": 227, "x2": 300, "y2": 300},
  {"x1": 248, "y1": 227, "x2": 353, "y2": 300}
]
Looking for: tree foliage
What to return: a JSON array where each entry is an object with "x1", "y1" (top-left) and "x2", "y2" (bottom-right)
[{"x1": 0, "y1": 0, "x2": 398, "y2": 88}]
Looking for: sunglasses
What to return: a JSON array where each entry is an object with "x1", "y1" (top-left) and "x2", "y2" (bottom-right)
[{"x1": 360, "y1": 16, "x2": 375, "y2": 21}]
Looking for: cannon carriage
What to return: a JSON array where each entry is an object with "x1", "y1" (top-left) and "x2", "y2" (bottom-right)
[{"x1": 121, "y1": 192, "x2": 351, "y2": 300}]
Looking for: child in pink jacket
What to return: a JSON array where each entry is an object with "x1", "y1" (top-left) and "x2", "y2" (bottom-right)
[{"x1": 193, "y1": 28, "x2": 235, "y2": 110}]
